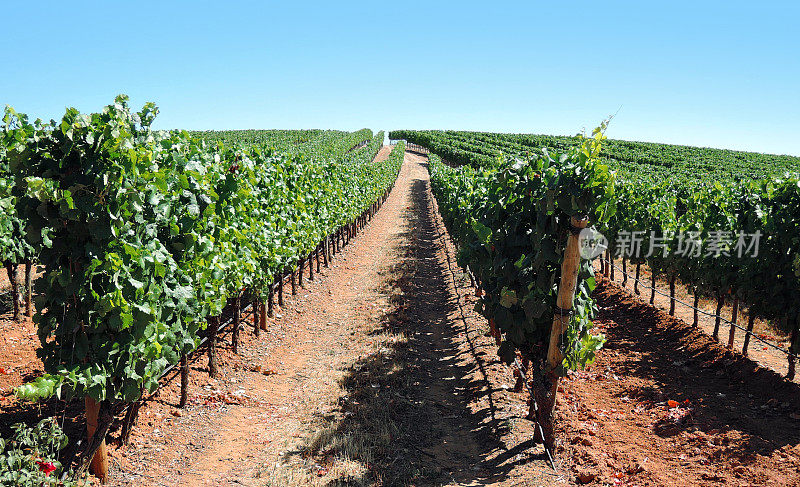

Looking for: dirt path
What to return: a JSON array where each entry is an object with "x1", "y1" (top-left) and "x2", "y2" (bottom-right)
[
  {"x1": 5, "y1": 148, "x2": 799, "y2": 486},
  {"x1": 108, "y1": 150, "x2": 560, "y2": 486},
  {"x1": 373, "y1": 144, "x2": 394, "y2": 162}
]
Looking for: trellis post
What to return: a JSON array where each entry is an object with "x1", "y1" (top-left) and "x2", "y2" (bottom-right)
[{"x1": 535, "y1": 215, "x2": 588, "y2": 450}]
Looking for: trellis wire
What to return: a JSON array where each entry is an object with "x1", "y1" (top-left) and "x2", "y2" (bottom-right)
[{"x1": 606, "y1": 259, "x2": 797, "y2": 360}]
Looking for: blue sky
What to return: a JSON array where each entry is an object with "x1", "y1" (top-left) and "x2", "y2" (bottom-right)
[{"x1": 2, "y1": 1, "x2": 798, "y2": 155}]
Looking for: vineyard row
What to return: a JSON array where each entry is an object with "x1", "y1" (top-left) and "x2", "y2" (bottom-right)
[
  {"x1": 391, "y1": 129, "x2": 800, "y2": 366},
  {"x1": 0, "y1": 97, "x2": 404, "y2": 482}
]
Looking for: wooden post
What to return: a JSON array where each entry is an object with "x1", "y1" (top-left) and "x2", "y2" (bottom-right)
[
  {"x1": 323, "y1": 238, "x2": 329, "y2": 267},
  {"x1": 534, "y1": 216, "x2": 588, "y2": 451},
  {"x1": 316, "y1": 246, "x2": 321, "y2": 273},
  {"x1": 742, "y1": 314, "x2": 756, "y2": 357},
  {"x1": 489, "y1": 318, "x2": 500, "y2": 346},
  {"x1": 713, "y1": 294, "x2": 724, "y2": 341},
  {"x1": 609, "y1": 251, "x2": 615, "y2": 281},
  {"x1": 208, "y1": 316, "x2": 219, "y2": 378},
  {"x1": 120, "y1": 398, "x2": 142, "y2": 445},
  {"x1": 180, "y1": 354, "x2": 189, "y2": 407},
  {"x1": 634, "y1": 263, "x2": 641, "y2": 295},
  {"x1": 5, "y1": 262, "x2": 20, "y2": 322},
  {"x1": 727, "y1": 297, "x2": 739, "y2": 349},
  {"x1": 693, "y1": 292, "x2": 699, "y2": 327},
  {"x1": 309, "y1": 253, "x2": 314, "y2": 281},
  {"x1": 232, "y1": 294, "x2": 241, "y2": 353},
  {"x1": 268, "y1": 285, "x2": 275, "y2": 318},
  {"x1": 260, "y1": 302, "x2": 267, "y2": 331},
  {"x1": 278, "y1": 273, "x2": 284, "y2": 307},
  {"x1": 622, "y1": 258, "x2": 628, "y2": 286},
  {"x1": 669, "y1": 275, "x2": 676, "y2": 316},
  {"x1": 291, "y1": 270, "x2": 297, "y2": 295},
  {"x1": 650, "y1": 271, "x2": 656, "y2": 305},
  {"x1": 298, "y1": 257, "x2": 305, "y2": 287},
  {"x1": 24, "y1": 260, "x2": 32, "y2": 318},
  {"x1": 253, "y1": 298, "x2": 260, "y2": 337},
  {"x1": 787, "y1": 324, "x2": 797, "y2": 381},
  {"x1": 85, "y1": 396, "x2": 109, "y2": 483}
]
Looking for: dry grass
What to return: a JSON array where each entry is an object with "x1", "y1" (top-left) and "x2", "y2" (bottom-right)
[{"x1": 256, "y1": 324, "x2": 419, "y2": 486}]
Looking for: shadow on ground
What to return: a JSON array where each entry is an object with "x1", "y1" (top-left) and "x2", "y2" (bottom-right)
[
  {"x1": 278, "y1": 160, "x2": 546, "y2": 485},
  {"x1": 596, "y1": 282, "x2": 800, "y2": 459},
  {"x1": 0, "y1": 290, "x2": 15, "y2": 315}
]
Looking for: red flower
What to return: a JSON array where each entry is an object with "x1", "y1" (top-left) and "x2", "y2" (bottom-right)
[{"x1": 36, "y1": 460, "x2": 57, "y2": 476}]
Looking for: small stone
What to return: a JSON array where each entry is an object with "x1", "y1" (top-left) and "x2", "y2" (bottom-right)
[
  {"x1": 701, "y1": 471, "x2": 724, "y2": 481},
  {"x1": 626, "y1": 462, "x2": 645, "y2": 474},
  {"x1": 571, "y1": 436, "x2": 593, "y2": 446},
  {"x1": 576, "y1": 470, "x2": 596, "y2": 484}
]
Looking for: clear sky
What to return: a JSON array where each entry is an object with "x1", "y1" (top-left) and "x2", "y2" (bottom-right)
[{"x1": 2, "y1": 1, "x2": 798, "y2": 155}]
